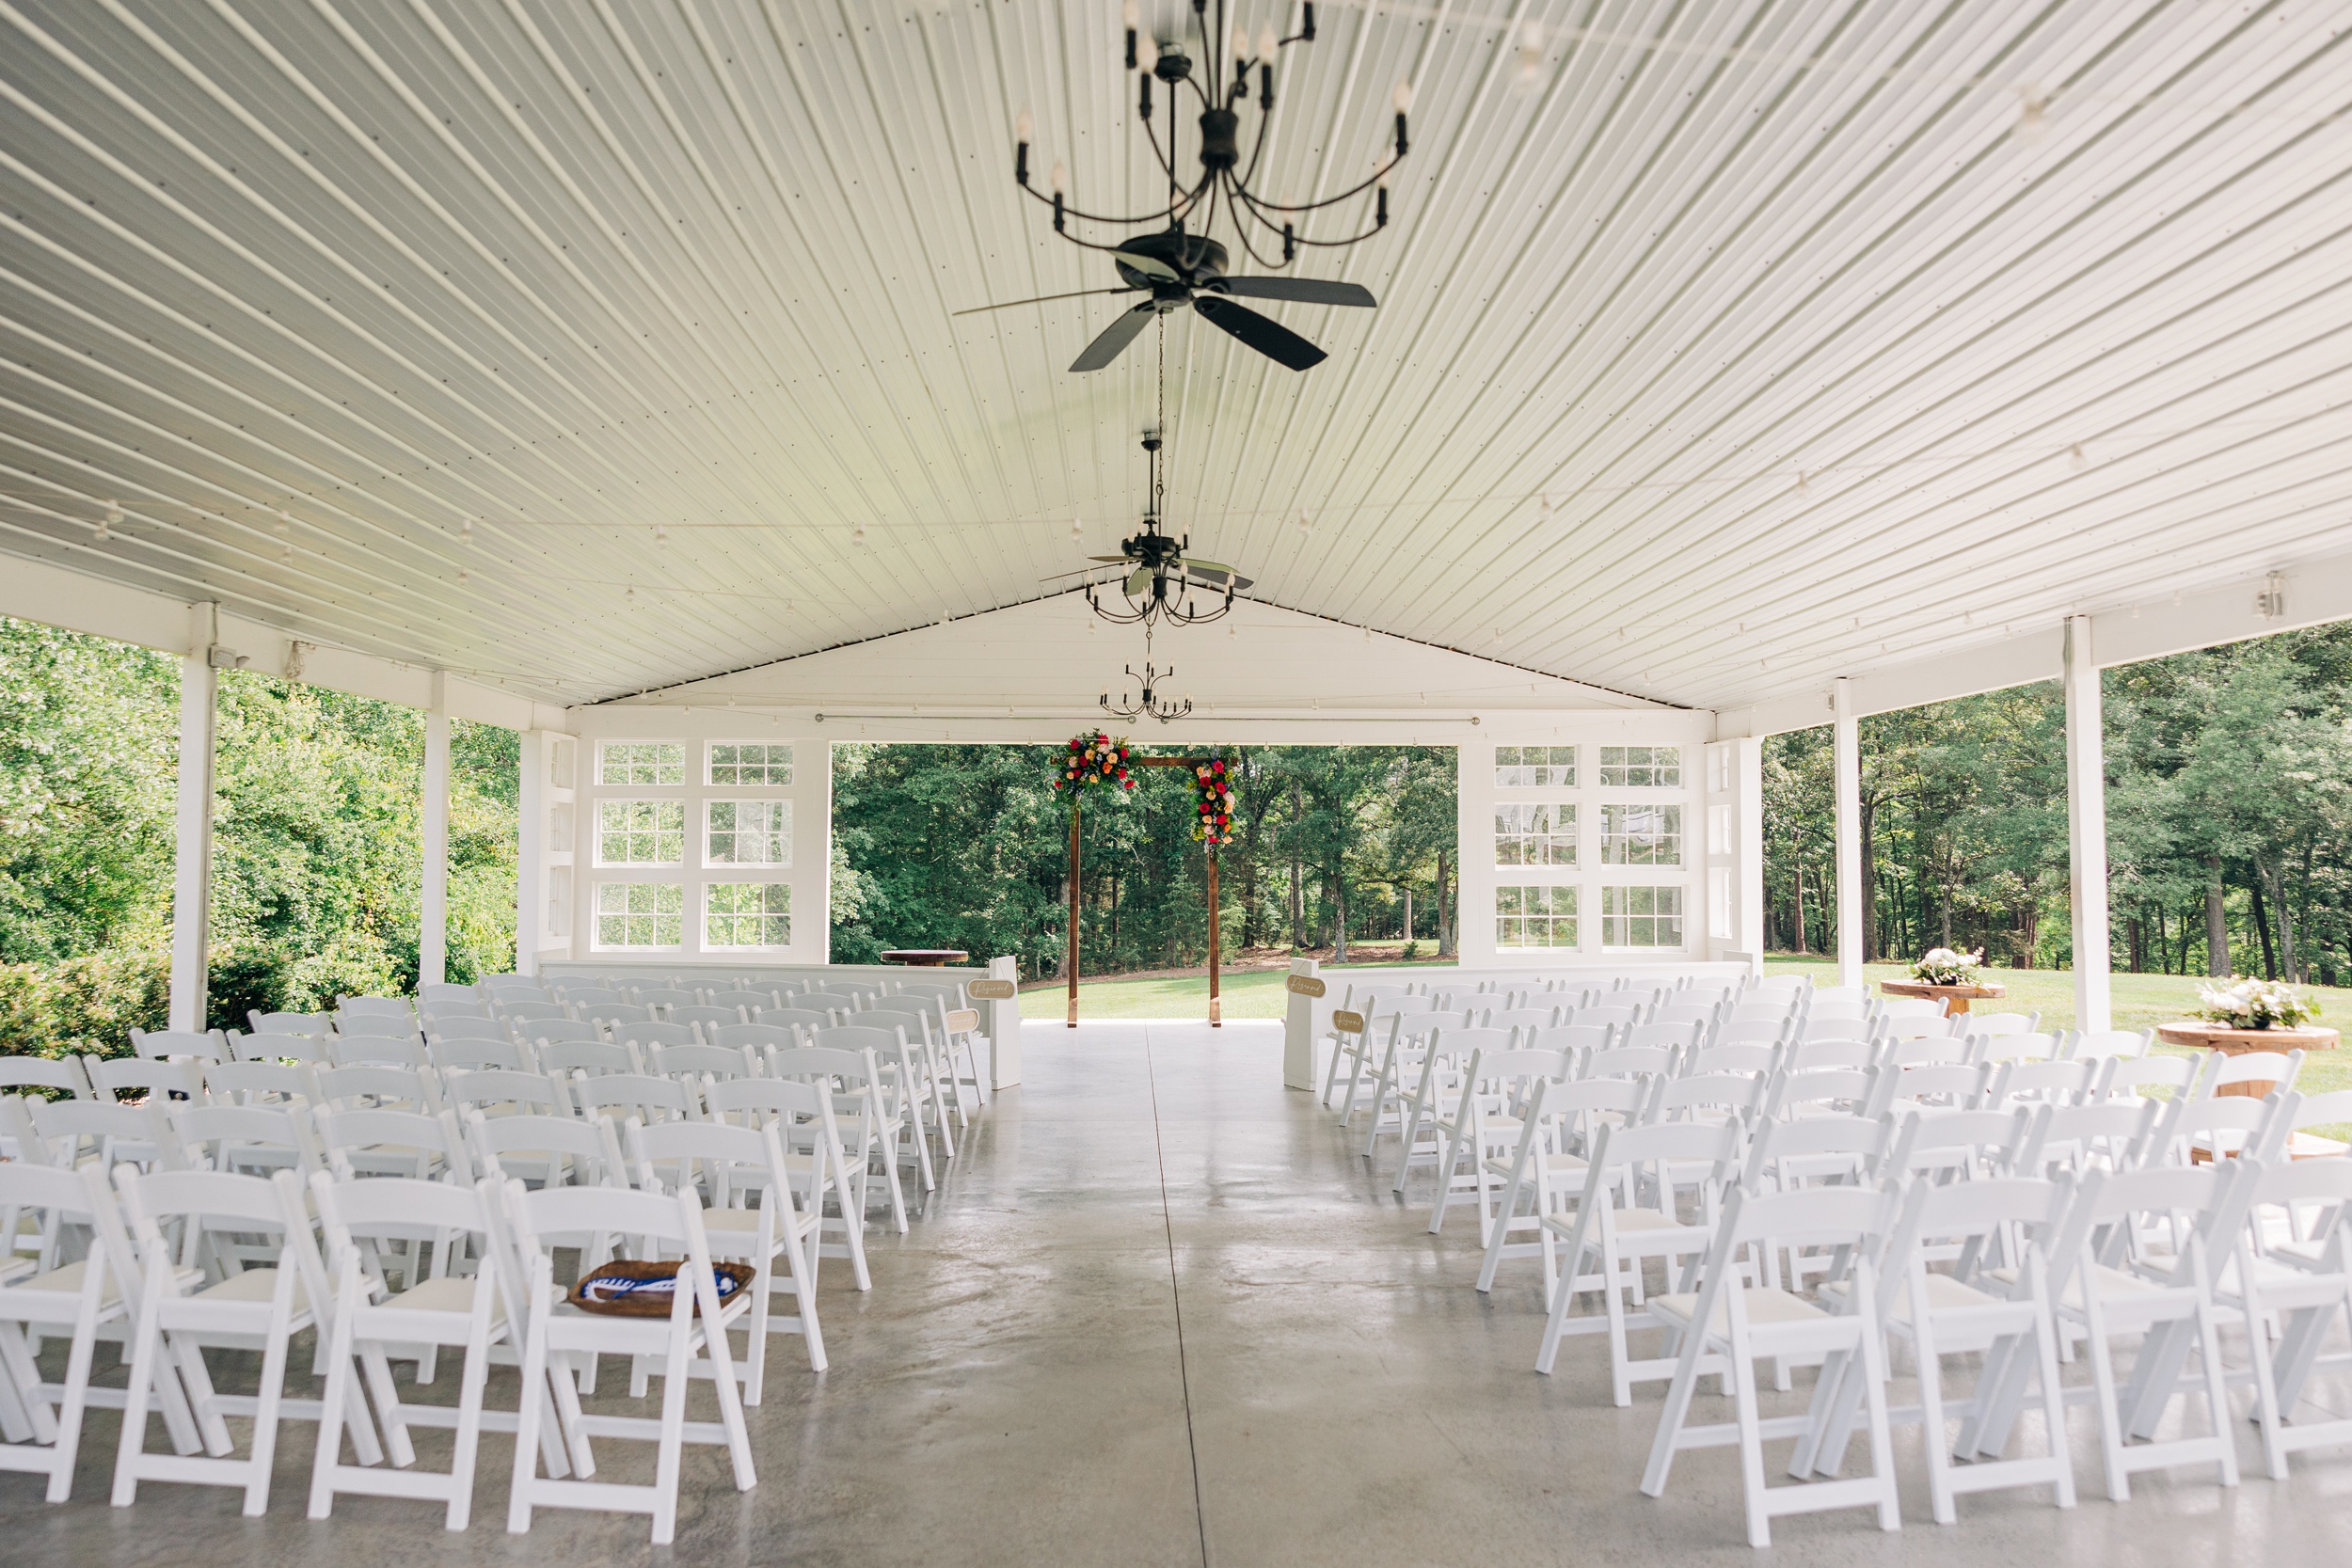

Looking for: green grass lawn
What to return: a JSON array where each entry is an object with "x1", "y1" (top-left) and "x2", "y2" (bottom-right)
[{"x1": 1022, "y1": 956, "x2": 2347, "y2": 1100}]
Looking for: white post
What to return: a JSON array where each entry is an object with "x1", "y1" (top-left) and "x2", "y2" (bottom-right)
[
  {"x1": 986, "y1": 955, "x2": 1023, "y2": 1091},
  {"x1": 1832, "y1": 676, "x2": 1863, "y2": 990},
  {"x1": 2064, "y1": 615, "x2": 2113, "y2": 1033},
  {"x1": 167, "y1": 603, "x2": 219, "y2": 1033},
  {"x1": 516, "y1": 729, "x2": 546, "y2": 978},
  {"x1": 419, "y1": 671, "x2": 450, "y2": 987}
]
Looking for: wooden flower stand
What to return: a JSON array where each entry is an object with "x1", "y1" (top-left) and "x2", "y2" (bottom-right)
[
  {"x1": 2155, "y1": 1022, "x2": 2340, "y2": 1100},
  {"x1": 1877, "y1": 980, "x2": 2007, "y2": 1017}
]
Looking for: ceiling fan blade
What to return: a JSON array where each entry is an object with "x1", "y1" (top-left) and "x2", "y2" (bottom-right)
[
  {"x1": 952, "y1": 286, "x2": 1142, "y2": 318},
  {"x1": 1182, "y1": 560, "x2": 1254, "y2": 593},
  {"x1": 1125, "y1": 564, "x2": 1152, "y2": 596},
  {"x1": 1193, "y1": 294, "x2": 1327, "y2": 371},
  {"x1": 1071, "y1": 302, "x2": 1157, "y2": 372},
  {"x1": 1216, "y1": 277, "x2": 1378, "y2": 308},
  {"x1": 1089, "y1": 554, "x2": 1133, "y2": 562}
]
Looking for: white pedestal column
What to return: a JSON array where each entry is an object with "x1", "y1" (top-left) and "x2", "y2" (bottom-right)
[
  {"x1": 167, "y1": 605, "x2": 219, "y2": 1033},
  {"x1": 2064, "y1": 615, "x2": 2113, "y2": 1033},
  {"x1": 420, "y1": 671, "x2": 450, "y2": 987},
  {"x1": 1832, "y1": 676, "x2": 1863, "y2": 990}
]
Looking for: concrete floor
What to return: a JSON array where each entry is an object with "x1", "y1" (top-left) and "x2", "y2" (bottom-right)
[{"x1": 8, "y1": 1019, "x2": 2352, "y2": 1565}]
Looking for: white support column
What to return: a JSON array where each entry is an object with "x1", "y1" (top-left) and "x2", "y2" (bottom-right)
[
  {"x1": 516, "y1": 728, "x2": 546, "y2": 977},
  {"x1": 419, "y1": 671, "x2": 450, "y2": 987},
  {"x1": 168, "y1": 603, "x2": 219, "y2": 1033},
  {"x1": 1703, "y1": 736, "x2": 1765, "y2": 975},
  {"x1": 1832, "y1": 676, "x2": 1863, "y2": 989},
  {"x1": 2064, "y1": 615, "x2": 2113, "y2": 1033}
]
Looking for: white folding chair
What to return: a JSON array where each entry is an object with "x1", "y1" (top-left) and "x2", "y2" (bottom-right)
[
  {"x1": 1638, "y1": 1182, "x2": 1904, "y2": 1547},
  {"x1": 307, "y1": 1173, "x2": 538, "y2": 1530},
  {"x1": 2228, "y1": 1158, "x2": 2352, "y2": 1478},
  {"x1": 129, "y1": 1028, "x2": 230, "y2": 1063},
  {"x1": 1474, "y1": 1075, "x2": 1647, "y2": 1303},
  {"x1": 627, "y1": 1117, "x2": 827, "y2": 1391},
  {"x1": 1965, "y1": 1162, "x2": 2256, "y2": 1499},
  {"x1": 703, "y1": 1076, "x2": 873, "y2": 1292},
  {"x1": 110, "y1": 1166, "x2": 379, "y2": 1514},
  {"x1": 1804, "y1": 1176, "x2": 2078, "y2": 1524},
  {"x1": 502, "y1": 1181, "x2": 755, "y2": 1544},
  {"x1": 1534, "y1": 1117, "x2": 1746, "y2": 1405},
  {"x1": 0, "y1": 1163, "x2": 200, "y2": 1500}
]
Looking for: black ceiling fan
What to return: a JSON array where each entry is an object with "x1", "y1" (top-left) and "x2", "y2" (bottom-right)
[{"x1": 955, "y1": 228, "x2": 1375, "y2": 373}]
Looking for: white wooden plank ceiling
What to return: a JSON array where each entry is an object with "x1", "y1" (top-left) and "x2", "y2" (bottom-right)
[{"x1": 0, "y1": 0, "x2": 2346, "y2": 711}]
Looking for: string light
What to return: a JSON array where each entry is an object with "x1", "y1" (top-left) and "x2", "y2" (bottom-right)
[
  {"x1": 275, "y1": 510, "x2": 292, "y2": 535},
  {"x1": 1514, "y1": 21, "x2": 1544, "y2": 89},
  {"x1": 2014, "y1": 85, "x2": 2050, "y2": 145},
  {"x1": 1071, "y1": 515, "x2": 1083, "y2": 544},
  {"x1": 852, "y1": 522, "x2": 866, "y2": 546},
  {"x1": 655, "y1": 523, "x2": 669, "y2": 543},
  {"x1": 1296, "y1": 509, "x2": 1312, "y2": 538},
  {"x1": 2068, "y1": 443, "x2": 2088, "y2": 471},
  {"x1": 94, "y1": 501, "x2": 119, "y2": 542}
]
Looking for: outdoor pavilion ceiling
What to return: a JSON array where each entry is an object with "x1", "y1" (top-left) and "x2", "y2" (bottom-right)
[{"x1": 0, "y1": 1, "x2": 2348, "y2": 715}]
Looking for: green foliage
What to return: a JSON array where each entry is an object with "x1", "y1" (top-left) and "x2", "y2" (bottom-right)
[
  {"x1": 0, "y1": 619, "x2": 518, "y2": 1053},
  {"x1": 830, "y1": 743, "x2": 1457, "y2": 978},
  {"x1": 1767, "y1": 623, "x2": 2352, "y2": 982}
]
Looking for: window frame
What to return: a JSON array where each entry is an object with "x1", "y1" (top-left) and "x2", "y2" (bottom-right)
[
  {"x1": 1495, "y1": 883, "x2": 1580, "y2": 949},
  {"x1": 1600, "y1": 884, "x2": 1684, "y2": 949},
  {"x1": 1597, "y1": 745, "x2": 1682, "y2": 788},
  {"x1": 1494, "y1": 800, "x2": 1577, "y2": 867},
  {"x1": 596, "y1": 740, "x2": 687, "y2": 787},
  {"x1": 703, "y1": 880, "x2": 793, "y2": 949},
  {"x1": 704, "y1": 799, "x2": 793, "y2": 868},
  {"x1": 595, "y1": 799, "x2": 686, "y2": 867},
  {"x1": 707, "y1": 742, "x2": 796, "y2": 787},
  {"x1": 1598, "y1": 802, "x2": 1683, "y2": 867},
  {"x1": 594, "y1": 880, "x2": 684, "y2": 949}
]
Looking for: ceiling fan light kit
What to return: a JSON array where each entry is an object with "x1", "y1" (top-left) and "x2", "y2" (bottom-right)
[{"x1": 972, "y1": 0, "x2": 1409, "y2": 373}]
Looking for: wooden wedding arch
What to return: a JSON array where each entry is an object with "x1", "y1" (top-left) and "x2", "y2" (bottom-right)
[{"x1": 1062, "y1": 755, "x2": 1224, "y2": 1029}]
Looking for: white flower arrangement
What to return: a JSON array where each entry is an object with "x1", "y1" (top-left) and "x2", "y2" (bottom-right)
[
  {"x1": 2194, "y1": 975, "x2": 2319, "y2": 1031},
  {"x1": 1908, "y1": 947, "x2": 1985, "y2": 987}
]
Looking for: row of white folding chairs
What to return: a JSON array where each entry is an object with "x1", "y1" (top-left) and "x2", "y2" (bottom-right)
[
  {"x1": 1482, "y1": 1111, "x2": 2352, "y2": 1544},
  {"x1": 4, "y1": 1021, "x2": 980, "y2": 1227},
  {"x1": 0, "y1": 1131, "x2": 842, "y2": 1540},
  {"x1": 1392, "y1": 1032, "x2": 2327, "y2": 1244}
]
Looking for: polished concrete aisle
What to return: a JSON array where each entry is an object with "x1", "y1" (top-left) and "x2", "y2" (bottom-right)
[{"x1": 12, "y1": 1020, "x2": 2352, "y2": 1566}]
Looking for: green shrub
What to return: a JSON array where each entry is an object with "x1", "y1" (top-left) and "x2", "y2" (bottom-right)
[{"x1": 0, "y1": 943, "x2": 169, "y2": 1060}]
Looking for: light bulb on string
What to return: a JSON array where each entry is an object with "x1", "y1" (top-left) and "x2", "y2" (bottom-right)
[
  {"x1": 655, "y1": 523, "x2": 669, "y2": 543},
  {"x1": 852, "y1": 522, "x2": 867, "y2": 546},
  {"x1": 2014, "y1": 86, "x2": 2049, "y2": 145},
  {"x1": 1071, "y1": 515, "x2": 1084, "y2": 544},
  {"x1": 95, "y1": 501, "x2": 119, "y2": 543},
  {"x1": 1515, "y1": 21, "x2": 1544, "y2": 89},
  {"x1": 275, "y1": 510, "x2": 292, "y2": 535},
  {"x1": 2068, "y1": 443, "x2": 2087, "y2": 472},
  {"x1": 1296, "y1": 509, "x2": 1312, "y2": 538}
]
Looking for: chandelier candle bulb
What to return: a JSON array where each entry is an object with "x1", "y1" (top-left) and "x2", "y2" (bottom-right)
[
  {"x1": 1230, "y1": 24, "x2": 1248, "y2": 63},
  {"x1": 1259, "y1": 25, "x2": 1279, "y2": 59}
]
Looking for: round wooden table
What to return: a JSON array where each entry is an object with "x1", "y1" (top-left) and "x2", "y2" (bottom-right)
[
  {"x1": 879, "y1": 948, "x2": 970, "y2": 967},
  {"x1": 2155, "y1": 1022, "x2": 2339, "y2": 1098},
  {"x1": 1878, "y1": 980, "x2": 2007, "y2": 1016}
]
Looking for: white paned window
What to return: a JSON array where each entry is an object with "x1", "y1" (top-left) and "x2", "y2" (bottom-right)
[
  {"x1": 1496, "y1": 745, "x2": 1577, "y2": 787},
  {"x1": 708, "y1": 742, "x2": 794, "y2": 786},
  {"x1": 596, "y1": 800, "x2": 684, "y2": 864},
  {"x1": 1495, "y1": 802, "x2": 1575, "y2": 865},
  {"x1": 1599, "y1": 803, "x2": 1682, "y2": 866},
  {"x1": 596, "y1": 882, "x2": 682, "y2": 948},
  {"x1": 597, "y1": 741, "x2": 685, "y2": 786},
  {"x1": 705, "y1": 882, "x2": 791, "y2": 947},
  {"x1": 707, "y1": 800, "x2": 791, "y2": 866},
  {"x1": 1598, "y1": 745, "x2": 1680, "y2": 787},
  {"x1": 1496, "y1": 885, "x2": 1578, "y2": 948},
  {"x1": 1602, "y1": 885, "x2": 1683, "y2": 948}
]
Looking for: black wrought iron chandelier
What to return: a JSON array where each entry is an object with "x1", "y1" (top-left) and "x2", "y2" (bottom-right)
[
  {"x1": 1082, "y1": 423, "x2": 1249, "y2": 628},
  {"x1": 1101, "y1": 626, "x2": 1194, "y2": 724},
  {"x1": 1013, "y1": 1, "x2": 1412, "y2": 271}
]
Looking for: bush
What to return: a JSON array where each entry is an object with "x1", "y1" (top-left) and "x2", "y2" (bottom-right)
[{"x1": 0, "y1": 943, "x2": 169, "y2": 1059}]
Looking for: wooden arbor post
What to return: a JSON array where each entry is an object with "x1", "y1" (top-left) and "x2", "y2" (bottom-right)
[{"x1": 1062, "y1": 756, "x2": 1226, "y2": 1029}]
